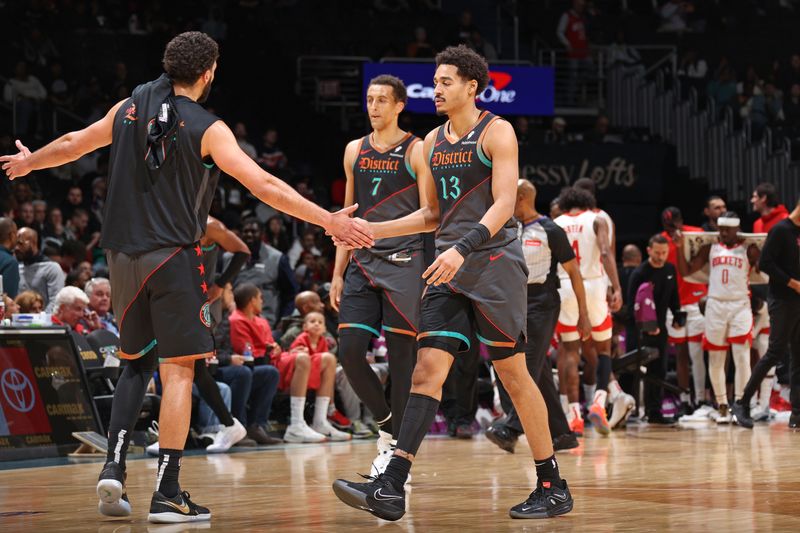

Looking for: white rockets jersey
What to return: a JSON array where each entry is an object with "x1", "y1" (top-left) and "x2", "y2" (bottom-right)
[
  {"x1": 594, "y1": 208, "x2": 614, "y2": 243},
  {"x1": 708, "y1": 242, "x2": 750, "y2": 301},
  {"x1": 555, "y1": 210, "x2": 603, "y2": 279}
]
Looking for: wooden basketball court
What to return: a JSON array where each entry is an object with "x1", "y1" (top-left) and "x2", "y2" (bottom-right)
[{"x1": 2, "y1": 423, "x2": 799, "y2": 531}]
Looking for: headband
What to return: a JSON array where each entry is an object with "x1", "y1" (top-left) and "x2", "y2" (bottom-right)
[{"x1": 717, "y1": 217, "x2": 740, "y2": 227}]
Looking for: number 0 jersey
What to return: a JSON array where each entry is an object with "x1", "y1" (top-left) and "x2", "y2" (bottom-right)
[
  {"x1": 429, "y1": 111, "x2": 516, "y2": 252},
  {"x1": 708, "y1": 242, "x2": 750, "y2": 301},
  {"x1": 353, "y1": 132, "x2": 422, "y2": 255},
  {"x1": 554, "y1": 210, "x2": 603, "y2": 280}
]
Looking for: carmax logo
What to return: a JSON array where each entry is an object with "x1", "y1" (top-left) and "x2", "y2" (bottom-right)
[{"x1": 407, "y1": 71, "x2": 517, "y2": 104}]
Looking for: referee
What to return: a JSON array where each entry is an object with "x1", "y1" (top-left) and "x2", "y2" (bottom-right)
[
  {"x1": 733, "y1": 199, "x2": 800, "y2": 428},
  {"x1": 486, "y1": 179, "x2": 590, "y2": 453}
]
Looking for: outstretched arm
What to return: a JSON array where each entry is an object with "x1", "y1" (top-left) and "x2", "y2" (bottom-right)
[
  {"x1": 203, "y1": 120, "x2": 373, "y2": 249},
  {"x1": 1, "y1": 100, "x2": 125, "y2": 179},
  {"x1": 675, "y1": 231, "x2": 710, "y2": 277}
]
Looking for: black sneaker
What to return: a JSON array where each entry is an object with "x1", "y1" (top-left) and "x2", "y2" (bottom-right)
[
  {"x1": 455, "y1": 423, "x2": 475, "y2": 439},
  {"x1": 552, "y1": 432, "x2": 580, "y2": 452},
  {"x1": 509, "y1": 480, "x2": 574, "y2": 519},
  {"x1": 97, "y1": 461, "x2": 132, "y2": 517},
  {"x1": 148, "y1": 491, "x2": 211, "y2": 523},
  {"x1": 485, "y1": 424, "x2": 518, "y2": 453},
  {"x1": 731, "y1": 401, "x2": 754, "y2": 429},
  {"x1": 332, "y1": 475, "x2": 406, "y2": 521},
  {"x1": 789, "y1": 412, "x2": 800, "y2": 430}
]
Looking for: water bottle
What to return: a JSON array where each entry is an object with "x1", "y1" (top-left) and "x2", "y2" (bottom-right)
[{"x1": 243, "y1": 342, "x2": 254, "y2": 364}]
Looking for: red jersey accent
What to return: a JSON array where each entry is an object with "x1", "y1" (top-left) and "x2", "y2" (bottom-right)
[
  {"x1": 662, "y1": 226, "x2": 708, "y2": 306},
  {"x1": 753, "y1": 204, "x2": 788, "y2": 233},
  {"x1": 565, "y1": 10, "x2": 589, "y2": 59}
]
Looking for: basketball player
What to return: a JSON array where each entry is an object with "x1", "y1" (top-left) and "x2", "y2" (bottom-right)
[
  {"x1": 331, "y1": 45, "x2": 572, "y2": 521},
  {"x1": 661, "y1": 207, "x2": 708, "y2": 413},
  {"x1": 330, "y1": 75, "x2": 427, "y2": 477},
  {"x1": 676, "y1": 212, "x2": 759, "y2": 423},
  {"x1": 571, "y1": 178, "x2": 633, "y2": 432},
  {"x1": 554, "y1": 187, "x2": 624, "y2": 435},
  {"x1": 1, "y1": 32, "x2": 372, "y2": 523}
]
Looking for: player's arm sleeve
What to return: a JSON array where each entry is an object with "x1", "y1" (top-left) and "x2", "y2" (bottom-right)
[
  {"x1": 277, "y1": 254, "x2": 299, "y2": 319},
  {"x1": 758, "y1": 226, "x2": 791, "y2": 285},
  {"x1": 216, "y1": 251, "x2": 248, "y2": 287},
  {"x1": 548, "y1": 224, "x2": 575, "y2": 264}
]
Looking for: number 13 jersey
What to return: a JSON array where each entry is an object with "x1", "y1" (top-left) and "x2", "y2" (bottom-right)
[{"x1": 429, "y1": 111, "x2": 517, "y2": 252}]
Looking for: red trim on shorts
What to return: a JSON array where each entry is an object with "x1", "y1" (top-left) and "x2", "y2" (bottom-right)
[
  {"x1": 758, "y1": 327, "x2": 771, "y2": 336},
  {"x1": 474, "y1": 302, "x2": 516, "y2": 342},
  {"x1": 591, "y1": 314, "x2": 612, "y2": 332},
  {"x1": 119, "y1": 247, "x2": 183, "y2": 331},
  {"x1": 669, "y1": 333, "x2": 702, "y2": 344},
  {"x1": 383, "y1": 289, "x2": 418, "y2": 333},
  {"x1": 363, "y1": 183, "x2": 418, "y2": 218},
  {"x1": 702, "y1": 336, "x2": 729, "y2": 351},
  {"x1": 352, "y1": 255, "x2": 377, "y2": 287},
  {"x1": 728, "y1": 333, "x2": 753, "y2": 345}
]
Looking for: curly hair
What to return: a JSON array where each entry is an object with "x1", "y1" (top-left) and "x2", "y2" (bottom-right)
[
  {"x1": 162, "y1": 31, "x2": 219, "y2": 85},
  {"x1": 558, "y1": 186, "x2": 596, "y2": 212},
  {"x1": 369, "y1": 74, "x2": 407, "y2": 103},
  {"x1": 435, "y1": 45, "x2": 490, "y2": 93}
]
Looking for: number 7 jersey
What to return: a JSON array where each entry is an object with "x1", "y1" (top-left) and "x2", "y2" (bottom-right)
[
  {"x1": 353, "y1": 132, "x2": 423, "y2": 254},
  {"x1": 429, "y1": 111, "x2": 517, "y2": 252}
]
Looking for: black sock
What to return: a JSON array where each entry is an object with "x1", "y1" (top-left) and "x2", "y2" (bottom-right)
[
  {"x1": 194, "y1": 358, "x2": 234, "y2": 426},
  {"x1": 105, "y1": 353, "x2": 158, "y2": 468},
  {"x1": 535, "y1": 454, "x2": 563, "y2": 488},
  {"x1": 156, "y1": 448, "x2": 183, "y2": 498},
  {"x1": 383, "y1": 456, "x2": 412, "y2": 491},
  {"x1": 597, "y1": 354, "x2": 612, "y2": 391},
  {"x1": 339, "y1": 332, "x2": 392, "y2": 422},
  {"x1": 385, "y1": 334, "x2": 416, "y2": 437},
  {"x1": 377, "y1": 414, "x2": 393, "y2": 435},
  {"x1": 395, "y1": 393, "x2": 439, "y2": 456}
]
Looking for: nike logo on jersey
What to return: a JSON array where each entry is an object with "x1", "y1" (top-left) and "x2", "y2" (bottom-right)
[
  {"x1": 360, "y1": 149, "x2": 371, "y2": 155},
  {"x1": 435, "y1": 139, "x2": 446, "y2": 147},
  {"x1": 373, "y1": 489, "x2": 403, "y2": 501},
  {"x1": 489, "y1": 252, "x2": 505, "y2": 261}
]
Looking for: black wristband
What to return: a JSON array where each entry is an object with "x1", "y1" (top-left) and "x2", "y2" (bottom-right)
[
  {"x1": 216, "y1": 250, "x2": 249, "y2": 287},
  {"x1": 452, "y1": 223, "x2": 491, "y2": 257}
]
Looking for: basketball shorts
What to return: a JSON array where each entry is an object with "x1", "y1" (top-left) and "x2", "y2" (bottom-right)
[
  {"x1": 666, "y1": 302, "x2": 704, "y2": 344},
  {"x1": 556, "y1": 276, "x2": 611, "y2": 342},
  {"x1": 338, "y1": 250, "x2": 424, "y2": 339},
  {"x1": 108, "y1": 244, "x2": 214, "y2": 363},
  {"x1": 418, "y1": 242, "x2": 528, "y2": 361},
  {"x1": 703, "y1": 297, "x2": 753, "y2": 350}
]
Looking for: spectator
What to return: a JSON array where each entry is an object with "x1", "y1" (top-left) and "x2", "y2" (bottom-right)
[
  {"x1": 702, "y1": 195, "x2": 727, "y2": 231},
  {"x1": 557, "y1": 0, "x2": 592, "y2": 104},
  {"x1": 583, "y1": 115, "x2": 617, "y2": 143},
  {"x1": 295, "y1": 250, "x2": 322, "y2": 291},
  {"x1": 627, "y1": 234, "x2": 681, "y2": 423},
  {"x1": 274, "y1": 311, "x2": 350, "y2": 442},
  {"x1": 677, "y1": 48, "x2": 707, "y2": 99},
  {"x1": 659, "y1": 0, "x2": 694, "y2": 33},
  {"x1": 222, "y1": 283, "x2": 282, "y2": 444},
  {"x1": 406, "y1": 26, "x2": 434, "y2": 58},
  {"x1": 785, "y1": 84, "x2": 800, "y2": 136},
  {"x1": 65, "y1": 208, "x2": 101, "y2": 253},
  {"x1": 15, "y1": 290, "x2": 44, "y2": 313},
  {"x1": 43, "y1": 207, "x2": 66, "y2": 248},
  {"x1": 51, "y1": 285, "x2": 100, "y2": 334},
  {"x1": 66, "y1": 262, "x2": 93, "y2": 290},
  {"x1": 256, "y1": 129, "x2": 288, "y2": 172},
  {"x1": 751, "y1": 182, "x2": 789, "y2": 233},
  {"x1": 48, "y1": 62, "x2": 72, "y2": 108},
  {"x1": 3, "y1": 61, "x2": 47, "y2": 136},
  {"x1": 3, "y1": 293, "x2": 19, "y2": 316},
  {"x1": 90, "y1": 177, "x2": 107, "y2": 226},
  {"x1": 288, "y1": 228, "x2": 321, "y2": 269},
  {"x1": 23, "y1": 27, "x2": 59, "y2": 68},
  {"x1": 83, "y1": 277, "x2": 118, "y2": 335},
  {"x1": 453, "y1": 9, "x2": 478, "y2": 44},
  {"x1": 514, "y1": 116, "x2": 530, "y2": 146},
  {"x1": 15, "y1": 202, "x2": 34, "y2": 229},
  {"x1": 61, "y1": 185, "x2": 85, "y2": 221},
  {"x1": 0, "y1": 218, "x2": 20, "y2": 298},
  {"x1": 279, "y1": 290, "x2": 338, "y2": 352},
  {"x1": 618, "y1": 244, "x2": 642, "y2": 351},
  {"x1": 227, "y1": 218, "x2": 297, "y2": 328},
  {"x1": 468, "y1": 31, "x2": 497, "y2": 62},
  {"x1": 786, "y1": 54, "x2": 800, "y2": 95},
  {"x1": 15, "y1": 227, "x2": 65, "y2": 312},
  {"x1": 266, "y1": 215, "x2": 291, "y2": 253},
  {"x1": 31, "y1": 200, "x2": 47, "y2": 235},
  {"x1": 234, "y1": 122, "x2": 257, "y2": 160},
  {"x1": 707, "y1": 65, "x2": 737, "y2": 113},
  {"x1": 544, "y1": 117, "x2": 571, "y2": 145},
  {"x1": 607, "y1": 31, "x2": 643, "y2": 76}
]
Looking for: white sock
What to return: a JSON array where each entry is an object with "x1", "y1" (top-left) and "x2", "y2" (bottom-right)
[
  {"x1": 608, "y1": 380, "x2": 623, "y2": 402},
  {"x1": 568, "y1": 402, "x2": 582, "y2": 422},
  {"x1": 560, "y1": 394, "x2": 569, "y2": 415},
  {"x1": 290, "y1": 396, "x2": 306, "y2": 426},
  {"x1": 708, "y1": 350, "x2": 728, "y2": 406},
  {"x1": 688, "y1": 341, "x2": 706, "y2": 403},
  {"x1": 680, "y1": 392, "x2": 691, "y2": 404},
  {"x1": 313, "y1": 396, "x2": 330, "y2": 427},
  {"x1": 759, "y1": 373, "x2": 774, "y2": 410},
  {"x1": 583, "y1": 383, "x2": 596, "y2": 404},
  {"x1": 731, "y1": 343, "x2": 751, "y2": 402},
  {"x1": 593, "y1": 389, "x2": 608, "y2": 407}
]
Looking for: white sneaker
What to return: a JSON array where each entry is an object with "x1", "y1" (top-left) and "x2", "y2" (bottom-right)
[
  {"x1": 608, "y1": 393, "x2": 635, "y2": 429},
  {"x1": 311, "y1": 420, "x2": 352, "y2": 441},
  {"x1": 146, "y1": 441, "x2": 159, "y2": 456},
  {"x1": 370, "y1": 430, "x2": 394, "y2": 477},
  {"x1": 206, "y1": 418, "x2": 247, "y2": 453},
  {"x1": 284, "y1": 422, "x2": 328, "y2": 443},
  {"x1": 713, "y1": 405, "x2": 732, "y2": 424},
  {"x1": 751, "y1": 406, "x2": 771, "y2": 422}
]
